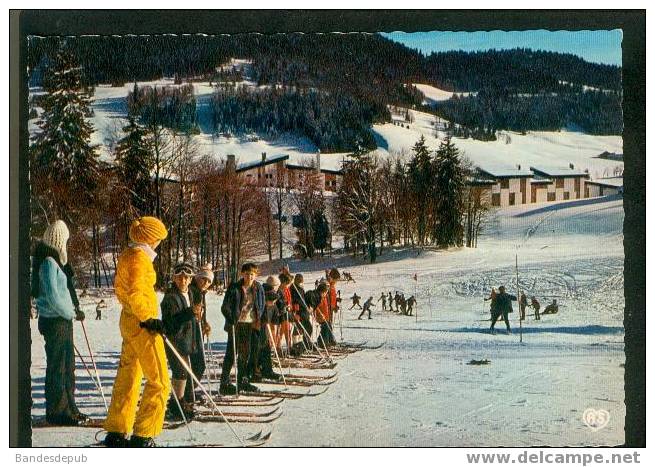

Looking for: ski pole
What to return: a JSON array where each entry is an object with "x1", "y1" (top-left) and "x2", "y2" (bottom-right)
[
  {"x1": 163, "y1": 335, "x2": 245, "y2": 446},
  {"x1": 232, "y1": 325, "x2": 239, "y2": 394},
  {"x1": 296, "y1": 317, "x2": 330, "y2": 363},
  {"x1": 198, "y1": 321, "x2": 212, "y2": 397},
  {"x1": 170, "y1": 379, "x2": 194, "y2": 440},
  {"x1": 79, "y1": 320, "x2": 108, "y2": 412},
  {"x1": 73, "y1": 344, "x2": 105, "y2": 404},
  {"x1": 266, "y1": 324, "x2": 288, "y2": 387}
]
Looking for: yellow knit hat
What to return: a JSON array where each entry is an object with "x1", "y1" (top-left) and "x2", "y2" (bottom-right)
[{"x1": 129, "y1": 216, "x2": 168, "y2": 245}]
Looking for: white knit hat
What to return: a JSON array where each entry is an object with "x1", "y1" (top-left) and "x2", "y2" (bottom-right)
[
  {"x1": 42, "y1": 220, "x2": 70, "y2": 266},
  {"x1": 195, "y1": 263, "x2": 214, "y2": 283}
]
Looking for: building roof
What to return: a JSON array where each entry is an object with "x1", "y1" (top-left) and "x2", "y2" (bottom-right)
[
  {"x1": 236, "y1": 154, "x2": 289, "y2": 173},
  {"x1": 320, "y1": 167, "x2": 343, "y2": 175},
  {"x1": 286, "y1": 163, "x2": 317, "y2": 171},
  {"x1": 476, "y1": 166, "x2": 533, "y2": 179},
  {"x1": 530, "y1": 166, "x2": 589, "y2": 178},
  {"x1": 530, "y1": 174, "x2": 553, "y2": 184},
  {"x1": 586, "y1": 177, "x2": 623, "y2": 188}
]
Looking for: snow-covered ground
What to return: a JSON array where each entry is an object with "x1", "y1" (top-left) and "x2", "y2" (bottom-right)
[{"x1": 31, "y1": 195, "x2": 625, "y2": 446}]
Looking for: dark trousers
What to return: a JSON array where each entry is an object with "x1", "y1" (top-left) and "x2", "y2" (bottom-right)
[
  {"x1": 299, "y1": 313, "x2": 312, "y2": 346},
  {"x1": 358, "y1": 307, "x2": 372, "y2": 319},
  {"x1": 248, "y1": 327, "x2": 274, "y2": 378},
  {"x1": 183, "y1": 350, "x2": 206, "y2": 403},
  {"x1": 38, "y1": 317, "x2": 80, "y2": 422},
  {"x1": 318, "y1": 322, "x2": 334, "y2": 346},
  {"x1": 220, "y1": 323, "x2": 252, "y2": 385},
  {"x1": 491, "y1": 310, "x2": 511, "y2": 330},
  {"x1": 534, "y1": 306, "x2": 541, "y2": 320}
]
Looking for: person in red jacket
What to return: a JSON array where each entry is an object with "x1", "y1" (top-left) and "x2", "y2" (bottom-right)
[{"x1": 275, "y1": 272, "x2": 294, "y2": 355}]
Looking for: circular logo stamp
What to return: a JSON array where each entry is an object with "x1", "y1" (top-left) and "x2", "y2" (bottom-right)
[{"x1": 583, "y1": 408, "x2": 610, "y2": 432}]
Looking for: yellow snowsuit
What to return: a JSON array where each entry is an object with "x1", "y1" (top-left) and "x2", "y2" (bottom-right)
[{"x1": 103, "y1": 246, "x2": 170, "y2": 438}]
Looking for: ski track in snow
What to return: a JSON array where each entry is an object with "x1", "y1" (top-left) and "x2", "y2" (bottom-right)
[{"x1": 30, "y1": 190, "x2": 624, "y2": 447}]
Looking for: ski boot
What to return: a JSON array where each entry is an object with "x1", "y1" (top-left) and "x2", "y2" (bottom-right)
[
  {"x1": 103, "y1": 432, "x2": 129, "y2": 448},
  {"x1": 129, "y1": 436, "x2": 156, "y2": 447},
  {"x1": 219, "y1": 382, "x2": 237, "y2": 395},
  {"x1": 240, "y1": 378, "x2": 259, "y2": 393},
  {"x1": 262, "y1": 371, "x2": 282, "y2": 381},
  {"x1": 165, "y1": 398, "x2": 185, "y2": 421}
]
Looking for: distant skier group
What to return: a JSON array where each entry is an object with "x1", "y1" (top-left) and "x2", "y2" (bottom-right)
[
  {"x1": 351, "y1": 291, "x2": 417, "y2": 317},
  {"x1": 485, "y1": 286, "x2": 560, "y2": 335},
  {"x1": 31, "y1": 216, "x2": 349, "y2": 448}
]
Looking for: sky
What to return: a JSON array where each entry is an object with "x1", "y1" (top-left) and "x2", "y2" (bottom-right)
[{"x1": 382, "y1": 30, "x2": 622, "y2": 66}]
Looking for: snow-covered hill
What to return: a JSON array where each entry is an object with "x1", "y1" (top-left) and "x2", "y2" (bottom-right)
[{"x1": 29, "y1": 79, "x2": 622, "y2": 180}]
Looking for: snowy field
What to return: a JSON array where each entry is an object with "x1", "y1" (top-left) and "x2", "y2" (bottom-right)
[{"x1": 30, "y1": 195, "x2": 625, "y2": 447}]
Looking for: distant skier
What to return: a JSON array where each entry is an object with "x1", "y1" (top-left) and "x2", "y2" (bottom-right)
[
  {"x1": 407, "y1": 295, "x2": 416, "y2": 316},
  {"x1": 387, "y1": 292, "x2": 393, "y2": 309},
  {"x1": 358, "y1": 297, "x2": 376, "y2": 320},
  {"x1": 530, "y1": 296, "x2": 541, "y2": 320},
  {"x1": 378, "y1": 293, "x2": 387, "y2": 311},
  {"x1": 399, "y1": 294, "x2": 407, "y2": 315},
  {"x1": 519, "y1": 292, "x2": 528, "y2": 321},
  {"x1": 349, "y1": 293, "x2": 362, "y2": 310},
  {"x1": 484, "y1": 288, "x2": 497, "y2": 313},
  {"x1": 542, "y1": 299, "x2": 559, "y2": 316},
  {"x1": 490, "y1": 285, "x2": 516, "y2": 335},
  {"x1": 393, "y1": 292, "x2": 402, "y2": 312},
  {"x1": 95, "y1": 299, "x2": 106, "y2": 320},
  {"x1": 343, "y1": 272, "x2": 356, "y2": 283}
]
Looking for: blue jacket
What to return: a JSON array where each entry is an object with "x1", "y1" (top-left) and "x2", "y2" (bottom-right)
[{"x1": 35, "y1": 258, "x2": 76, "y2": 320}]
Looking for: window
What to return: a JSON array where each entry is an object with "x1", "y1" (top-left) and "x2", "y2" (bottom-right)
[
  {"x1": 500, "y1": 179, "x2": 509, "y2": 189},
  {"x1": 492, "y1": 193, "x2": 501, "y2": 206},
  {"x1": 556, "y1": 178, "x2": 564, "y2": 189},
  {"x1": 564, "y1": 191, "x2": 570, "y2": 200},
  {"x1": 509, "y1": 193, "x2": 515, "y2": 205},
  {"x1": 547, "y1": 192, "x2": 556, "y2": 202}
]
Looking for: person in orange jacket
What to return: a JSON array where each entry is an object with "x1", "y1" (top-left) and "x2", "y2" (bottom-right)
[{"x1": 103, "y1": 217, "x2": 169, "y2": 448}]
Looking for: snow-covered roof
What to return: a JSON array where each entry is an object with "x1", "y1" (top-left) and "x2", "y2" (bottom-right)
[
  {"x1": 530, "y1": 166, "x2": 589, "y2": 178},
  {"x1": 236, "y1": 154, "x2": 289, "y2": 172},
  {"x1": 530, "y1": 174, "x2": 553, "y2": 184},
  {"x1": 586, "y1": 177, "x2": 623, "y2": 188},
  {"x1": 476, "y1": 166, "x2": 533, "y2": 179}
]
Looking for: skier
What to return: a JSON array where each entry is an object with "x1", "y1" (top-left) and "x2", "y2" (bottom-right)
[
  {"x1": 31, "y1": 220, "x2": 88, "y2": 426},
  {"x1": 343, "y1": 272, "x2": 356, "y2": 283},
  {"x1": 161, "y1": 262, "x2": 201, "y2": 421},
  {"x1": 312, "y1": 282, "x2": 332, "y2": 347},
  {"x1": 349, "y1": 293, "x2": 363, "y2": 310},
  {"x1": 519, "y1": 292, "x2": 528, "y2": 321},
  {"x1": 103, "y1": 216, "x2": 170, "y2": 447},
  {"x1": 542, "y1": 299, "x2": 559, "y2": 316},
  {"x1": 378, "y1": 292, "x2": 387, "y2": 311},
  {"x1": 387, "y1": 292, "x2": 393, "y2": 310},
  {"x1": 95, "y1": 299, "x2": 106, "y2": 320},
  {"x1": 326, "y1": 268, "x2": 341, "y2": 345},
  {"x1": 399, "y1": 294, "x2": 407, "y2": 315},
  {"x1": 275, "y1": 272, "x2": 294, "y2": 355},
  {"x1": 291, "y1": 273, "x2": 311, "y2": 352},
  {"x1": 490, "y1": 285, "x2": 516, "y2": 335},
  {"x1": 250, "y1": 281, "x2": 282, "y2": 382},
  {"x1": 358, "y1": 297, "x2": 376, "y2": 320},
  {"x1": 393, "y1": 291, "x2": 402, "y2": 313},
  {"x1": 530, "y1": 296, "x2": 541, "y2": 320},
  {"x1": 219, "y1": 263, "x2": 265, "y2": 395},
  {"x1": 187, "y1": 264, "x2": 213, "y2": 403},
  {"x1": 407, "y1": 295, "x2": 417, "y2": 316}
]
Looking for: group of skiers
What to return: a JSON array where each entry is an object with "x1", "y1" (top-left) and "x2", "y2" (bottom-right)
[
  {"x1": 485, "y1": 287, "x2": 560, "y2": 334},
  {"x1": 377, "y1": 291, "x2": 416, "y2": 316},
  {"x1": 31, "y1": 216, "x2": 347, "y2": 448}
]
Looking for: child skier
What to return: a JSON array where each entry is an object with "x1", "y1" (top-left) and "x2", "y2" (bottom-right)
[
  {"x1": 219, "y1": 263, "x2": 265, "y2": 395},
  {"x1": 349, "y1": 293, "x2": 362, "y2": 310},
  {"x1": 358, "y1": 297, "x2": 376, "y2": 320}
]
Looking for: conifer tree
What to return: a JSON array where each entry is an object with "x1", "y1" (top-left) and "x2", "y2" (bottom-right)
[
  {"x1": 114, "y1": 118, "x2": 154, "y2": 215},
  {"x1": 433, "y1": 137, "x2": 468, "y2": 247},
  {"x1": 30, "y1": 48, "x2": 100, "y2": 221}
]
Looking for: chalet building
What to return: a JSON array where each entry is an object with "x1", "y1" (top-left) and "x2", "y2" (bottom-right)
[
  {"x1": 585, "y1": 177, "x2": 623, "y2": 197},
  {"x1": 475, "y1": 165, "x2": 534, "y2": 207},
  {"x1": 227, "y1": 152, "x2": 342, "y2": 192},
  {"x1": 529, "y1": 165, "x2": 589, "y2": 202}
]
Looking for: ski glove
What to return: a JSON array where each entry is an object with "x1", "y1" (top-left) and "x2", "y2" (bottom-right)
[
  {"x1": 140, "y1": 318, "x2": 165, "y2": 334},
  {"x1": 75, "y1": 308, "x2": 85, "y2": 321}
]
